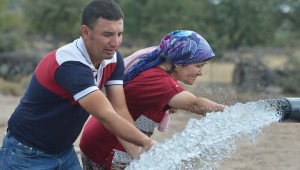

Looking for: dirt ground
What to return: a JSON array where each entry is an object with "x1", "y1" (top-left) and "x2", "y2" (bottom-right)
[{"x1": 1, "y1": 93, "x2": 299, "y2": 170}]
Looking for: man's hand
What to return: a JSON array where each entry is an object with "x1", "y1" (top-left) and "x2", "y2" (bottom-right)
[
  {"x1": 143, "y1": 138, "x2": 157, "y2": 151},
  {"x1": 168, "y1": 108, "x2": 177, "y2": 114}
]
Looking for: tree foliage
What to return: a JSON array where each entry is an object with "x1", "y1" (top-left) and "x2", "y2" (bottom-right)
[
  {"x1": 1, "y1": 0, "x2": 300, "y2": 52},
  {"x1": 279, "y1": 0, "x2": 300, "y2": 45},
  {"x1": 119, "y1": 0, "x2": 289, "y2": 51},
  {"x1": 118, "y1": 0, "x2": 208, "y2": 46},
  {"x1": 202, "y1": 0, "x2": 284, "y2": 50},
  {"x1": 21, "y1": 0, "x2": 88, "y2": 42},
  {"x1": 0, "y1": 0, "x2": 26, "y2": 52},
  {"x1": 1, "y1": 0, "x2": 300, "y2": 94}
]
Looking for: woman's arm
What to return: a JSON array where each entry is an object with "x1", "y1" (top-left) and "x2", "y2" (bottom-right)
[{"x1": 168, "y1": 91, "x2": 226, "y2": 115}]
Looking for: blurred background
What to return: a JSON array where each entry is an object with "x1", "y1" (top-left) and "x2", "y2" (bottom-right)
[{"x1": 0, "y1": 0, "x2": 299, "y2": 99}]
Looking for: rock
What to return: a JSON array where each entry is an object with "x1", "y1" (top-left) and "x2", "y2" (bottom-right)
[
  {"x1": 232, "y1": 58, "x2": 281, "y2": 93},
  {"x1": 0, "y1": 51, "x2": 39, "y2": 81}
]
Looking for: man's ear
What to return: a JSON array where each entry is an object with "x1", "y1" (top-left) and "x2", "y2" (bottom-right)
[{"x1": 80, "y1": 25, "x2": 89, "y2": 39}]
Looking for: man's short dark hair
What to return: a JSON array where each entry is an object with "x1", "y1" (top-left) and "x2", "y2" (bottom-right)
[{"x1": 81, "y1": 0, "x2": 124, "y2": 29}]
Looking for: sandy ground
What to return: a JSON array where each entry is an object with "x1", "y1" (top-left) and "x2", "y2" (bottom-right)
[{"x1": 1, "y1": 94, "x2": 299, "y2": 170}]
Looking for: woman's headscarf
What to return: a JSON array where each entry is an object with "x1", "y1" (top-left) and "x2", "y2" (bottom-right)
[{"x1": 124, "y1": 30, "x2": 215, "y2": 85}]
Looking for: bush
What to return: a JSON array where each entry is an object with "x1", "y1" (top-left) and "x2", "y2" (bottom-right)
[{"x1": 280, "y1": 55, "x2": 300, "y2": 95}]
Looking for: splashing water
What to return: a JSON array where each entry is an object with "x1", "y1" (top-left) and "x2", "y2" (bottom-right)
[{"x1": 126, "y1": 100, "x2": 281, "y2": 170}]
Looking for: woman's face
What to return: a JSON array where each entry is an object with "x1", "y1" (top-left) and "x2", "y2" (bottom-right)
[{"x1": 173, "y1": 61, "x2": 208, "y2": 85}]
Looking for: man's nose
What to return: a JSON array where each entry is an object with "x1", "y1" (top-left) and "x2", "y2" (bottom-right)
[{"x1": 110, "y1": 36, "x2": 121, "y2": 47}]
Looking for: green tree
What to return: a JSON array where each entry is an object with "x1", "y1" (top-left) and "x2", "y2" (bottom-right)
[
  {"x1": 22, "y1": 0, "x2": 88, "y2": 43},
  {"x1": 278, "y1": 0, "x2": 300, "y2": 46},
  {"x1": 203, "y1": 0, "x2": 284, "y2": 50},
  {"x1": 119, "y1": 0, "x2": 209, "y2": 46},
  {"x1": 117, "y1": 0, "x2": 149, "y2": 47},
  {"x1": 0, "y1": 0, "x2": 25, "y2": 52},
  {"x1": 119, "y1": 0, "x2": 291, "y2": 51}
]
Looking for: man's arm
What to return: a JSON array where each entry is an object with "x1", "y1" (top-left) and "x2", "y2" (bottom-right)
[
  {"x1": 105, "y1": 85, "x2": 145, "y2": 158},
  {"x1": 78, "y1": 89, "x2": 155, "y2": 150}
]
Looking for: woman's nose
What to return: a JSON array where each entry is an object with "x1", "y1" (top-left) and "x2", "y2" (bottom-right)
[{"x1": 197, "y1": 69, "x2": 203, "y2": 76}]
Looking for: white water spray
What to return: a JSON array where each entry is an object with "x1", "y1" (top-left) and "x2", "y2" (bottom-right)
[{"x1": 126, "y1": 100, "x2": 281, "y2": 170}]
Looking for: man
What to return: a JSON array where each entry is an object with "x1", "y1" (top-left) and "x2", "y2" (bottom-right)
[{"x1": 0, "y1": 0, "x2": 155, "y2": 169}]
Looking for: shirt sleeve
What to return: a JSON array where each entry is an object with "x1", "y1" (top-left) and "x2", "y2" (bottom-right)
[
  {"x1": 105, "y1": 51, "x2": 124, "y2": 86},
  {"x1": 55, "y1": 61, "x2": 98, "y2": 101}
]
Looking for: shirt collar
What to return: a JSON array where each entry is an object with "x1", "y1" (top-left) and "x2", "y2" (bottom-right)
[{"x1": 76, "y1": 36, "x2": 93, "y2": 66}]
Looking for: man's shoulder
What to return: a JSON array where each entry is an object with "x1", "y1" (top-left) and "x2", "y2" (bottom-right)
[{"x1": 55, "y1": 39, "x2": 88, "y2": 65}]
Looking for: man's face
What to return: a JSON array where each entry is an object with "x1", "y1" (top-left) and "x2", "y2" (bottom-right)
[{"x1": 83, "y1": 18, "x2": 124, "y2": 64}]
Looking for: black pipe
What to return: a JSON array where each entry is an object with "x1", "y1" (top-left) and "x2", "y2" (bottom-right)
[{"x1": 265, "y1": 98, "x2": 300, "y2": 122}]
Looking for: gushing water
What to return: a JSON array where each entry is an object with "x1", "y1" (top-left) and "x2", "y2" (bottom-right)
[{"x1": 126, "y1": 100, "x2": 281, "y2": 170}]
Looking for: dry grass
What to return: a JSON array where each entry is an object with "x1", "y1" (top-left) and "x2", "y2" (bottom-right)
[
  {"x1": 0, "y1": 76, "x2": 30, "y2": 96},
  {"x1": 200, "y1": 62, "x2": 235, "y2": 84},
  {"x1": 262, "y1": 55, "x2": 288, "y2": 70}
]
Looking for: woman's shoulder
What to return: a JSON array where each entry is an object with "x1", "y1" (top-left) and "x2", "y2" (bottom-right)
[
  {"x1": 139, "y1": 67, "x2": 182, "y2": 88},
  {"x1": 143, "y1": 67, "x2": 168, "y2": 75}
]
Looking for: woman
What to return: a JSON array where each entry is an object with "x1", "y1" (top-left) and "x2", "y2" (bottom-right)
[{"x1": 79, "y1": 30, "x2": 226, "y2": 170}]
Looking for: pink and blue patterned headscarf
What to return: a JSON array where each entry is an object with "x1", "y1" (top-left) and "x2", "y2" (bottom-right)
[{"x1": 124, "y1": 30, "x2": 215, "y2": 85}]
